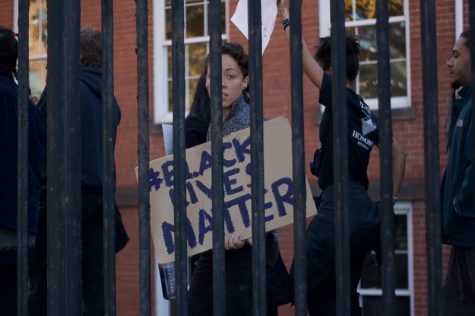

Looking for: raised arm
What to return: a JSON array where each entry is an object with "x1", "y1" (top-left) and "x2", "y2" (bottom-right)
[{"x1": 277, "y1": 0, "x2": 325, "y2": 89}]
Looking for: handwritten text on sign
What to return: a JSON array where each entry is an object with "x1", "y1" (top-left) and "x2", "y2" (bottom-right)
[{"x1": 142, "y1": 117, "x2": 317, "y2": 264}]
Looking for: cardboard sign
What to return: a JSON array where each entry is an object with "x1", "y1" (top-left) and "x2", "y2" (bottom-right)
[{"x1": 139, "y1": 117, "x2": 317, "y2": 264}]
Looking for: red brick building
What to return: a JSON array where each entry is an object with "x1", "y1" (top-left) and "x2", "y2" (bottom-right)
[{"x1": 0, "y1": 0, "x2": 471, "y2": 315}]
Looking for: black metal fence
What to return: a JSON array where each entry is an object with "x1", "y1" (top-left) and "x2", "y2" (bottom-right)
[{"x1": 13, "y1": 0, "x2": 475, "y2": 315}]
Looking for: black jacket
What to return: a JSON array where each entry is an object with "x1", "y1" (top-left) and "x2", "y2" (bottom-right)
[
  {"x1": 38, "y1": 67, "x2": 121, "y2": 189},
  {"x1": 442, "y1": 82, "x2": 475, "y2": 248},
  {"x1": 0, "y1": 72, "x2": 46, "y2": 233}
]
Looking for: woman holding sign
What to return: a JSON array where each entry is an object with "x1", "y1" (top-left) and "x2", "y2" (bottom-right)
[
  {"x1": 187, "y1": 42, "x2": 291, "y2": 316},
  {"x1": 276, "y1": 1, "x2": 406, "y2": 315}
]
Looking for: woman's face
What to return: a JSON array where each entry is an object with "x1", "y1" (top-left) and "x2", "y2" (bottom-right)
[{"x1": 206, "y1": 54, "x2": 248, "y2": 117}]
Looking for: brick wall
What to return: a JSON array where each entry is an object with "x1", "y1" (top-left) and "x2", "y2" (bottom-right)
[{"x1": 0, "y1": 0, "x2": 465, "y2": 314}]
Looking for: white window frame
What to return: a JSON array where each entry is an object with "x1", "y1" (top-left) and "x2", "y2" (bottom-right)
[
  {"x1": 318, "y1": 0, "x2": 411, "y2": 110},
  {"x1": 13, "y1": 0, "x2": 48, "y2": 97},
  {"x1": 455, "y1": 0, "x2": 464, "y2": 39},
  {"x1": 357, "y1": 202, "x2": 414, "y2": 315},
  {"x1": 153, "y1": 0, "x2": 229, "y2": 124}
]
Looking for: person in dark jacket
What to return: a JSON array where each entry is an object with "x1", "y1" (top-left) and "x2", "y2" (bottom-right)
[
  {"x1": 28, "y1": 28, "x2": 128, "y2": 316},
  {"x1": 277, "y1": 1, "x2": 406, "y2": 315},
  {"x1": 0, "y1": 26, "x2": 46, "y2": 316},
  {"x1": 441, "y1": 29, "x2": 475, "y2": 315}
]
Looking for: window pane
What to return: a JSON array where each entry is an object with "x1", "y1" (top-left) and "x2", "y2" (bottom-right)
[
  {"x1": 29, "y1": 59, "x2": 46, "y2": 98},
  {"x1": 395, "y1": 214, "x2": 408, "y2": 250},
  {"x1": 186, "y1": 4, "x2": 204, "y2": 38},
  {"x1": 361, "y1": 296, "x2": 410, "y2": 316},
  {"x1": 166, "y1": 7, "x2": 172, "y2": 40},
  {"x1": 188, "y1": 43, "x2": 207, "y2": 77},
  {"x1": 167, "y1": 47, "x2": 172, "y2": 78},
  {"x1": 395, "y1": 253, "x2": 408, "y2": 288},
  {"x1": 389, "y1": 22, "x2": 406, "y2": 59},
  {"x1": 390, "y1": 61, "x2": 407, "y2": 97},
  {"x1": 29, "y1": 1, "x2": 41, "y2": 56},
  {"x1": 353, "y1": 0, "x2": 403, "y2": 19},
  {"x1": 357, "y1": 23, "x2": 406, "y2": 61},
  {"x1": 360, "y1": 253, "x2": 380, "y2": 288},
  {"x1": 344, "y1": 0, "x2": 353, "y2": 21},
  {"x1": 168, "y1": 80, "x2": 173, "y2": 112},
  {"x1": 357, "y1": 26, "x2": 377, "y2": 61},
  {"x1": 389, "y1": 0, "x2": 404, "y2": 17},
  {"x1": 355, "y1": 0, "x2": 376, "y2": 20},
  {"x1": 360, "y1": 253, "x2": 409, "y2": 290},
  {"x1": 359, "y1": 63, "x2": 377, "y2": 99}
]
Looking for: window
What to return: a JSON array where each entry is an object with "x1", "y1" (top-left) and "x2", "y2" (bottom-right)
[
  {"x1": 14, "y1": 0, "x2": 48, "y2": 98},
  {"x1": 358, "y1": 202, "x2": 414, "y2": 315},
  {"x1": 319, "y1": 0, "x2": 411, "y2": 109},
  {"x1": 153, "y1": 0, "x2": 228, "y2": 123}
]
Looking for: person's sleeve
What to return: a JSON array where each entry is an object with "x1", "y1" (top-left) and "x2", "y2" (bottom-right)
[
  {"x1": 452, "y1": 120, "x2": 475, "y2": 217},
  {"x1": 318, "y1": 73, "x2": 332, "y2": 108}
]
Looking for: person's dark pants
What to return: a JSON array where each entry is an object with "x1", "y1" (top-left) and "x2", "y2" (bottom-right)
[
  {"x1": 188, "y1": 233, "x2": 288, "y2": 316},
  {"x1": 188, "y1": 247, "x2": 254, "y2": 316},
  {"x1": 303, "y1": 183, "x2": 380, "y2": 316},
  {"x1": 442, "y1": 247, "x2": 475, "y2": 316},
  {"x1": 29, "y1": 189, "x2": 128, "y2": 316},
  {"x1": 0, "y1": 250, "x2": 17, "y2": 316}
]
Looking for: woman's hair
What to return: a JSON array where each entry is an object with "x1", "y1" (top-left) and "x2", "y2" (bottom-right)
[
  {"x1": 188, "y1": 68, "x2": 210, "y2": 124},
  {"x1": 80, "y1": 28, "x2": 102, "y2": 68},
  {"x1": 222, "y1": 42, "x2": 249, "y2": 79},
  {"x1": 0, "y1": 26, "x2": 18, "y2": 75},
  {"x1": 460, "y1": 29, "x2": 470, "y2": 48},
  {"x1": 315, "y1": 34, "x2": 361, "y2": 82}
]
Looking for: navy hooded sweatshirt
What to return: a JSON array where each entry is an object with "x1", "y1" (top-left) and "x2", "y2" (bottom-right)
[
  {"x1": 0, "y1": 72, "x2": 46, "y2": 233},
  {"x1": 37, "y1": 67, "x2": 121, "y2": 190}
]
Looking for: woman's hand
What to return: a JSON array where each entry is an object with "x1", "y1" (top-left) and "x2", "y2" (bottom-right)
[
  {"x1": 224, "y1": 234, "x2": 246, "y2": 250},
  {"x1": 277, "y1": 0, "x2": 289, "y2": 18}
]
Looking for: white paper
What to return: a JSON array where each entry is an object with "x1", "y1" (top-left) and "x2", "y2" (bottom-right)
[
  {"x1": 161, "y1": 123, "x2": 173, "y2": 155},
  {"x1": 230, "y1": 0, "x2": 277, "y2": 54}
]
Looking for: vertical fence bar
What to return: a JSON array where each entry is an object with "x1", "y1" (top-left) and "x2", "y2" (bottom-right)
[
  {"x1": 46, "y1": 0, "x2": 82, "y2": 314},
  {"x1": 248, "y1": 1, "x2": 266, "y2": 315},
  {"x1": 208, "y1": 0, "x2": 225, "y2": 315},
  {"x1": 330, "y1": 1, "x2": 350, "y2": 315},
  {"x1": 470, "y1": 0, "x2": 475, "y2": 206},
  {"x1": 101, "y1": 0, "x2": 116, "y2": 314},
  {"x1": 171, "y1": 1, "x2": 188, "y2": 315},
  {"x1": 136, "y1": 0, "x2": 152, "y2": 314},
  {"x1": 376, "y1": 1, "x2": 395, "y2": 314},
  {"x1": 46, "y1": 1, "x2": 66, "y2": 313},
  {"x1": 288, "y1": 0, "x2": 307, "y2": 315},
  {"x1": 63, "y1": 0, "x2": 82, "y2": 314},
  {"x1": 421, "y1": 1, "x2": 442, "y2": 315},
  {"x1": 16, "y1": 0, "x2": 29, "y2": 314}
]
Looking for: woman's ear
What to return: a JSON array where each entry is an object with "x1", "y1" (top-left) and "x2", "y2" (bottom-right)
[{"x1": 242, "y1": 76, "x2": 249, "y2": 89}]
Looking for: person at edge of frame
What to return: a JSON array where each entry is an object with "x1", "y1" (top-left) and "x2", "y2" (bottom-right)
[
  {"x1": 28, "y1": 28, "x2": 129, "y2": 316},
  {"x1": 441, "y1": 29, "x2": 475, "y2": 316},
  {"x1": 186, "y1": 42, "x2": 292, "y2": 316},
  {"x1": 276, "y1": 1, "x2": 407, "y2": 315},
  {"x1": 0, "y1": 25, "x2": 46, "y2": 316}
]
